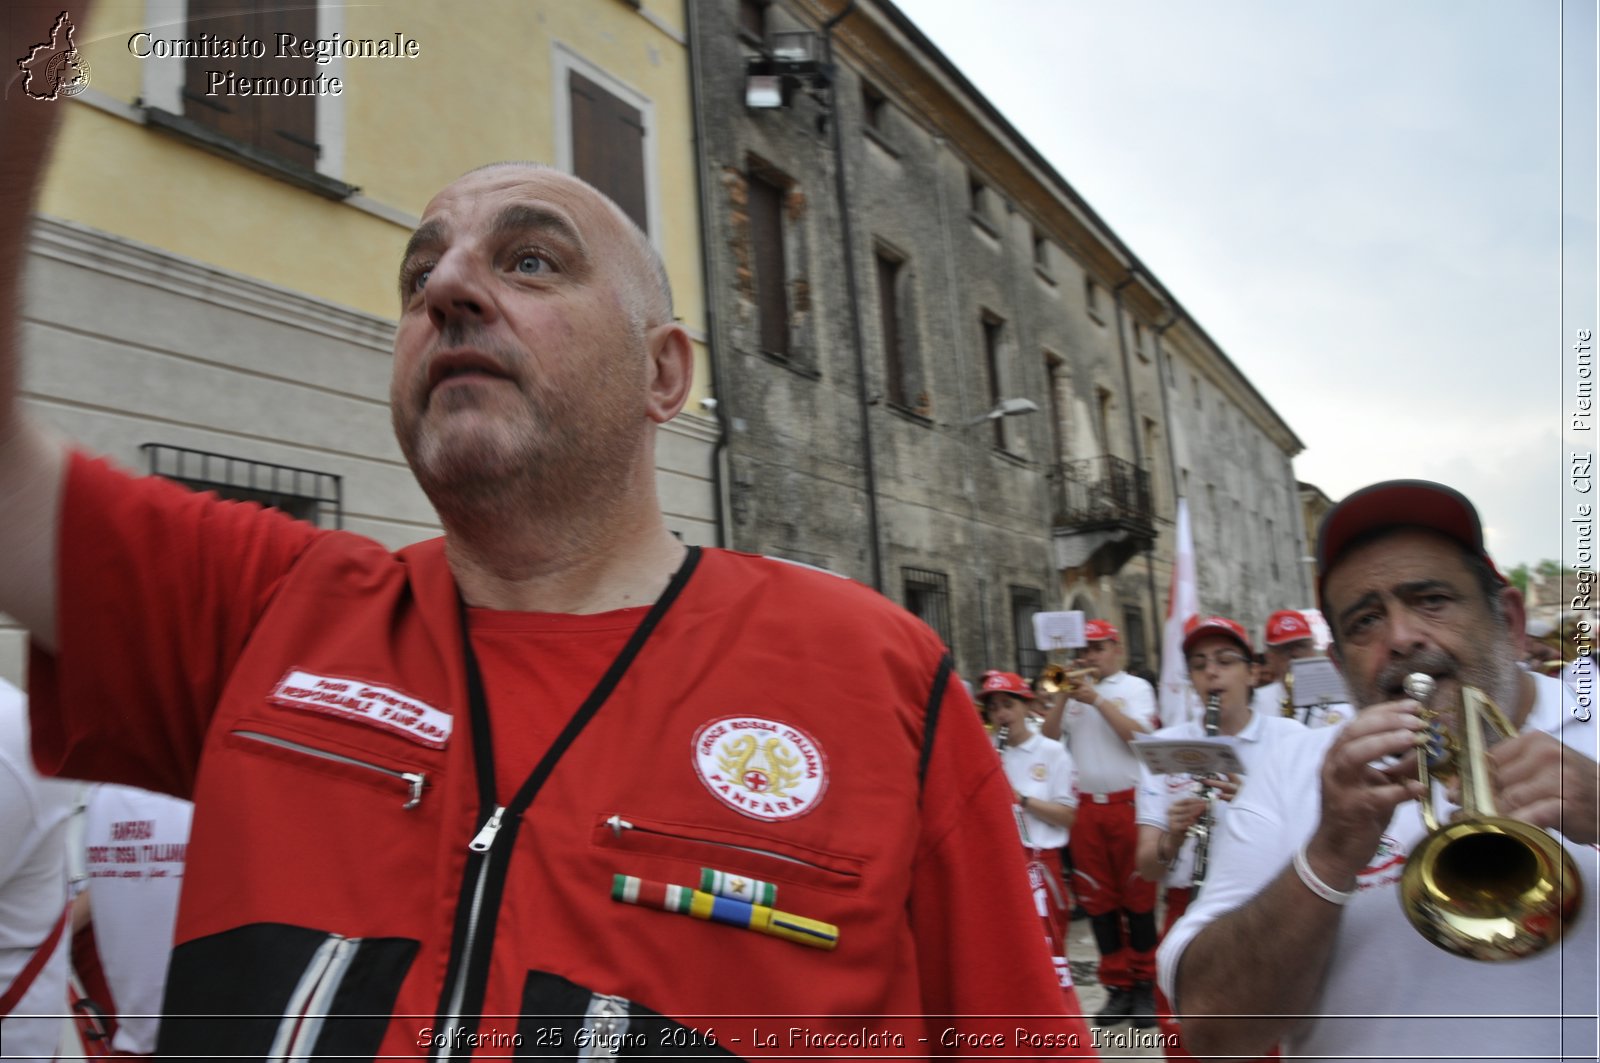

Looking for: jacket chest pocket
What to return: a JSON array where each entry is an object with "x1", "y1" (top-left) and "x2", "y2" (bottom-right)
[
  {"x1": 229, "y1": 728, "x2": 429, "y2": 809},
  {"x1": 592, "y1": 812, "x2": 864, "y2": 894}
]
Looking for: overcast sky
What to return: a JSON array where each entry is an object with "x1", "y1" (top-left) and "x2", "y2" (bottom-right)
[{"x1": 893, "y1": 0, "x2": 1595, "y2": 571}]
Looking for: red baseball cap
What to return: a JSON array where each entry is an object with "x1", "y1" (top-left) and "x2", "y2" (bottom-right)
[
  {"x1": 1264, "y1": 609, "x2": 1313, "y2": 647},
  {"x1": 1315, "y1": 479, "x2": 1505, "y2": 605},
  {"x1": 979, "y1": 671, "x2": 1036, "y2": 700},
  {"x1": 1181, "y1": 614, "x2": 1252, "y2": 657},
  {"x1": 1084, "y1": 619, "x2": 1119, "y2": 643}
]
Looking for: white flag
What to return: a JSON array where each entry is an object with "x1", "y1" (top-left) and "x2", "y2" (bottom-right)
[{"x1": 1160, "y1": 496, "x2": 1200, "y2": 728}]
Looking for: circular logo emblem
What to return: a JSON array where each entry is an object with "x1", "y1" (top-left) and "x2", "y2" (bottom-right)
[
  {"x1": 1030, "y1": 763, "x2": 1048, "y2": 782},
  {"x1": 692, "y1": 716, "x2": 828, "y2": 822},
  {"x1": 47, "y1": 50, "x2": 91, "y2": 98}
]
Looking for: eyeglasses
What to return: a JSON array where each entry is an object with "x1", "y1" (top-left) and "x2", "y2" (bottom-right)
[{"x1": 1186, "y1": 651, "x2": 1251, "y2": 671}]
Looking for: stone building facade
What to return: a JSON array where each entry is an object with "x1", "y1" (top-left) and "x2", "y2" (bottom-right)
[{"x1": 689, "y1": 0, "x2": 1307, "y2": 682}]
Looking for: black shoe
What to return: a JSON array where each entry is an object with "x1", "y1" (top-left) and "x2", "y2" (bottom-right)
[
  {"x1": 1094, "y1": 987, "x2": 1134, "y2": 1026},
  {"x1": 1129, "y1": 982, "x2": 1158, "y2": 1029},
  {"x1": 1069, "y1": 905, "x2": 1088, "y2": 921}
]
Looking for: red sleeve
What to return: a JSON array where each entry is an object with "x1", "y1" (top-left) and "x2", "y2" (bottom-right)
[
  {"x1": 28, "y1": 452, "x2": 322, "y2": 797},
  {"x1": 910, "y1": 673, "x2": 1096, "y2": 1056}
]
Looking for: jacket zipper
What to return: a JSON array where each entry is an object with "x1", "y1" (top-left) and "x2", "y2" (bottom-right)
[
  {"x1": 431, "y1": 546, "x2": 701, "y2": 1059},
  {"x1": 232, "y1": 730, "x2": 426, "y2": 809},
  {"x1": 603, "y1": 814, "x2": 855, "y2": 877},
  {"x1": 434, "y1": 805, "x2": 506, "y2": 1061}
]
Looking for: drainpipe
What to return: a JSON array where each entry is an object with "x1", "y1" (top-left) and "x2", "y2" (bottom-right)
[
  {"x1": 820, "y1": 1, "x2": 883, "y2": 590},
  {"x1": 1153, "y1": 309, "x2": 1183, "y2": 507},
  {"x1": 684, "y1": 0, "x2": 729, "y2": 548}
]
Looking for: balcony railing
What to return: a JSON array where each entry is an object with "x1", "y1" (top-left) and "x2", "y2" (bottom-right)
[{"x1": 1051, "y1": 455, "x2": 1155, "y2": 532}]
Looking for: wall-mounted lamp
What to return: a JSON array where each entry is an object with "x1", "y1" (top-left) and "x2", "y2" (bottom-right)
[{"x1": 744, "y1": 31, "x2": 833, "y2": 111}]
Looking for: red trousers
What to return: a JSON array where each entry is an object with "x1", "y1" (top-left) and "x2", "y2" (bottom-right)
[{"x1": 1068, "y1": 795, "x2": 1156, "y2": 989}]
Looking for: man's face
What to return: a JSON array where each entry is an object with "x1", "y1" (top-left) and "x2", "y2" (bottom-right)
[
  {"x1": 1264, "y1": 639, "x2": 1314, "y2": 682},
  {"x1": 390, "y1": 167, "x2": 654, "y2": 508},
  {"x1": 1185, "y1": 634, "x2": 1253, "y2": 710},
  {"x1": 1323, "y1": 528, "x2": 1519, "y2": 712},
  {"x1": 1080, "y1": 639, "x2": 1120, "y2": 679}
]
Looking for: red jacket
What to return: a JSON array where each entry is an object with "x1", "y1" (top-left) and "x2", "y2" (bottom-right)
[{"x1": 31, "y1": 455, "x2": 1094, "y2": 1058}]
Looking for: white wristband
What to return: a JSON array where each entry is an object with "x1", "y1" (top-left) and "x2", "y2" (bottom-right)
[{"x1": 1293, "y1": 845, "x2": 1355, "y2": 906}]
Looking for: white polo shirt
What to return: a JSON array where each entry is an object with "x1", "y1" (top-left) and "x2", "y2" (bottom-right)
[
  {"x1": 1062, "y1": 670, "x2": 1158, "y2": 795},
  {"x1": 1158, "y1": 673, "x2": 1599, "y2": 1062},
  {"x1": 999, "y1": 729, "x2": 1077, "y2": 850},
  {"x1": 1135, "y1": 709, "x2": 1306, "y2": 887},
  {"x1": 1251, "y1": 682, "x2": 1354, "y2": 729},
  {"x1": 83, "y1": 784, "x2": 194, "y2": 1054},
  {"x1": 0, "y1": 680, "x2": 77, "y2": 1060}
]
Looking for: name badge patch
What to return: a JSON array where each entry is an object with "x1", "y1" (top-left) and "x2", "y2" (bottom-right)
[{"x1": 269, "y1": 669, "x2": 452, "y2": 748}]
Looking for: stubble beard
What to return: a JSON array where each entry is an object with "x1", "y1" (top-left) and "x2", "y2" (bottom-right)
[{"x1": 394, "y1": 359, "x2": 646, "y2": 530}]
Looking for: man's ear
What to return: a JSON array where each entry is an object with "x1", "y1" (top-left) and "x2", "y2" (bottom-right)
[
  {"x1": 1499, "y1": 583, "x2": 1528, "y2": 656},
  {"x1": 644, "y1": 322, "x2": 693, "y2": 424}
]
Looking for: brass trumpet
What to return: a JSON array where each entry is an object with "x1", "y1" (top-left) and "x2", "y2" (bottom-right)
[
  {"x1": 1397, "y1": 673, "x2": 1582, "y2": 961},
  {"x1": 1037, "y1": 664, "x2": 1094, "y2": 694},
  {"x1": 1280, "y1": 666, "x2": 1296, "y2": 719}
]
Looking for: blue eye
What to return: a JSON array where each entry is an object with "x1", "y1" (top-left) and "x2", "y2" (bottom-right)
[
  {"x1": 414, "y1": 268, "x2": 432, "y2": 291},
  {"x1": 514, "y1": 253, "x2": 550, "y2": 275}
]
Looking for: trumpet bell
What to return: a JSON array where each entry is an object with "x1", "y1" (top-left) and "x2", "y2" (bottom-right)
[
  {"x1": 1036, "y1": 665, "x2": 1091, "y2": 694},
  {"x1": 1399, "y1": 816, "x2": 1582, "y2": 961}
]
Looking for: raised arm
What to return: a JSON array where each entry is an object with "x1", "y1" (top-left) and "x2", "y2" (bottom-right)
[{"x1": 0, "y1": 3, "x2": 82, "y2": 651}]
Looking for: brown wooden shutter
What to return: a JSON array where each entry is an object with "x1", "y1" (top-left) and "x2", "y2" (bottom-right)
[
  {"x1": 569, "y1": 70, "x2": 648, "y2": 231},
  {"x1": 182, "y1": 0, "x2": 317, "y2": 169}
]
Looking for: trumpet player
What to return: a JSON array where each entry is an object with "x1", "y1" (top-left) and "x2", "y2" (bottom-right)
[
  {"x1": 1134, "y1": 614, "x2": 1304, "y2": 1062},
  {"x1": 1249, "y1": 609, "x2": 1353, "y2": 728},
  {"x1": 1162, "y1": 480, "x2": 1599, "y2": 1063}
]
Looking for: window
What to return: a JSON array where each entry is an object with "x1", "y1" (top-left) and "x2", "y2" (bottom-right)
[
  {"x1": 181, "y1": 0, "x2": 318, "y2": 168},
  {"x1": 968, "y1": 173, "x2": 998, "y2": 235},
  {"x1": 1192, "y1": 373, "x2": 1202, "y2": 410},
  {"x1": 1032, "y1": 229, "x2": 1053, "y2": 277},
  {"x1": 1095, "y1": 386, "x2": 1114, "y2": 455},
  {"x1": 1044, "y1": 352, "x2": 1067, "y2": 466},
  {"x1": 143, "y1": 444, "x2": 342, "y2": 528},
  {"x1": 569, "y1": 69, "x2": 648, "y2": 231},
  {"x1": 981, "y1": 313, "x2": 1007, "y2": 450},
  {"x1": 1133, "y1": 321, "x2": 1149, "y2": 362},
  {"x1": 1084, "y1": 276, "x2": 1104, "y2": 322},
  {"x1": 739, "y1": 0, "x2": 768, "y2": 42},
  {"x1": 748, "y1": 164, "x2": 790, "y2": 360},
  {"x1": 1142, "y1": 416, "x2": 1162, "y2": 508},
  {"x1": 1010, "y1": 586, "x2": 1045, "y2": 679},
  {"x1": 861, "y1": 80, "x2": 887, "y2": 132},
  {"x1": 1267, "y1": 517, "x2": 1280, "y2": 580},
  {"x1": 903, "y1": 568, "x2": 952, "y2": 647},
  {"x1": 1122, "y1": 605, "x2": 1148, "y2": 677},
  {"x1": 875, "y1": 248, "x2": 911, "y2": 409}
]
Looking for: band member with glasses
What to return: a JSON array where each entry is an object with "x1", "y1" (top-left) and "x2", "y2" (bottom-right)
[
  {"x1": 1134, "y1": 615, "x2": 1303, "y2": 1061},
  {"x1": 1160, "y1": 481, "x2": 1599, "y2": 1063},
  {"x1": 1041, "y1": 619, "x2": 1160, "y2": 1028}
]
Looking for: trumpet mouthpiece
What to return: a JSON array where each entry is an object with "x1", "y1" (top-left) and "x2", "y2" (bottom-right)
[{"x1": 1402, "y1": 673, "x2": 1436, "y2": 702}]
